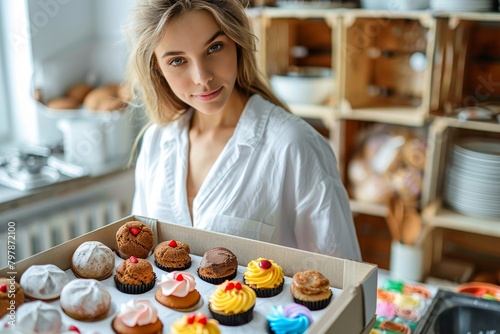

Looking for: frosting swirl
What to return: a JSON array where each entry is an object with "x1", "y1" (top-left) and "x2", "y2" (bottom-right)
[
  {"x1": 209, "y1": 280, "x2": 256, "y2": 315},
  {"x1": 377, "y1": 288, "x2": 395, "y2": 303},
  {"x1": 267, "y1": 303, "x2": 313, "y2": 334},
  {"x1": 244, "y1": 258, "x2": 284, "y2": 289},
  {"x1": 376, "y1": 301, "x2": 396, "y2": 319},
  {"x1": 158, "y1": 272, "x2": 196, "y2": 297},
  {"x1": 393, "y1": 294, "x2": 420, "y2": 309},
  {"x1": 170, "y1": 313, "x2": 220, "y2": 334},
  {"x1": 117, "y1": 299, "x2": 158, "y2": 327}
]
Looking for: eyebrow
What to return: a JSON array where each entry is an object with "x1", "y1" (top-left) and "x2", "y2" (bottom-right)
[{"x1": 161, "y1": 30, "x2": 224, "y2": 58}]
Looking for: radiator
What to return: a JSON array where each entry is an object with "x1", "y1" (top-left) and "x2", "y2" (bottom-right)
[{"x1": 0, "y1": 198, "x2": 125, "y2": 268}]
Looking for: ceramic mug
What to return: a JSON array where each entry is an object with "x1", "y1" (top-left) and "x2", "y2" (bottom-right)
[{"x1": 390, "y1": 241, "x2": 424, "y2": 282}]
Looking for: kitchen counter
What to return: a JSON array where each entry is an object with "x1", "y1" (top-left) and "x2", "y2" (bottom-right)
[{"x1": 0, "y1": 158, "x2": 134, "y2": 214}]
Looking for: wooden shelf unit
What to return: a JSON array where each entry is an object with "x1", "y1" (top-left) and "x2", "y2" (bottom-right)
[
  {"x1": 339, "y1": 11, "x2": 436, "y2": 126},
  {"x1": 252, "y1": 9, "x2": 500, "y2": 271}
]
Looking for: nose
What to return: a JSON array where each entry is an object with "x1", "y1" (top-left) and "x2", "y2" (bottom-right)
[{"x1": 192, "y1": 61, "x2": 213, "y2": 85}]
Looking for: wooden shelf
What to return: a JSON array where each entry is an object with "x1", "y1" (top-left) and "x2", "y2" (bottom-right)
[
  {"x1": 433, "y1": 116, "x2": 500, "y2": 133},
  {"x1": 423, "y1": 204, "x2": 500, "y2": 238},
  {"x1": 349, "y1": 200, "x2": 388, "y2": 217},
  {"x1": 338, "y1": 106, "x2": 428, "y2": 126}
]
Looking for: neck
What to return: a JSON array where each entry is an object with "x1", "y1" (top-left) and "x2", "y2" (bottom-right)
[{"x1": 191, "y1": 91, "x2": 248, "y2": 132}]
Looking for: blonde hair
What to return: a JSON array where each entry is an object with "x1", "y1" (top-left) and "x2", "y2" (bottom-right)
[{"x1": 124, "y1": 0, "x2": 289, "y2": 128}]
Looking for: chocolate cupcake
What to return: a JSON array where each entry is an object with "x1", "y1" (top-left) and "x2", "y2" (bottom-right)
[
  {"x1": 197, "y1": 247, "x2": 238, "y2": 285},
  {"x1": 114, "y1": 256, "x2": 156, "y2": 294},
  {"x1": 154, "y1": 240, "x2": 191, "y2": 272},
  {"x1": 116, "y1": 221, "x2": 154, "y2": 259},
  {"x1": 290, "y1": 270, "x2": 332, "y2": 310}
]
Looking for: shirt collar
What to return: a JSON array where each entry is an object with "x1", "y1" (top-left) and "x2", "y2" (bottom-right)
[{"x1": 159, "y1": 94, "x2": 270, "y2": 148}]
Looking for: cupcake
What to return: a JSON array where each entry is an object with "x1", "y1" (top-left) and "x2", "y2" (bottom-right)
[
  {"x1": 116, "y1": 221, "x2": 154, "y2": 259},
  {"x1": 154, "y1": 240, "x2": 191, "y2": 272},
  {"x1": 0, "y1": 277, "x2": 24, "y2": 318},
  {"x1": 170, "y1": 313, "x2": 220, "y2": 334},
  {"x1": 290, "y1": 270, "x2": 332, "y2": 311},
  {"x1": 112, "y1": 299, "x2": 163, "y2": 334},
  {"x1": 71, "y1": 241, "x2": 115, "y2": 280},
  {"x1": 244, "y1": 258, "x2": 284, "y2": 297},
  {"x1": 155, "y1": 271, "x2": 202, "y2": 311},
  {"x1": 209, "y1": 280, "x2": 256, "y2": 326},
  {"x1": 266, "y1": 303, "x2": 313, "y2": 334},
  {"x1": 197, "y1": 247, "x2": 238, "y2": 285},
  {"x1": 15, "y1": 301, "x2": 63, "y2": 333},
  {"x1": 20, "y1": 264, "x2": 70, "y2": 300},
  {"x1": 60, "y1": 279, "x2": 111, "y2": 321},
  {"x1": 114, "y1": 256, "x2": 156, "y2": 294}
]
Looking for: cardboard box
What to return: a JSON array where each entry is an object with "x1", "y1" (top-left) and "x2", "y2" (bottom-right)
[{"x1": 0, "y1": 215, "x2": 377, "y2": 333}]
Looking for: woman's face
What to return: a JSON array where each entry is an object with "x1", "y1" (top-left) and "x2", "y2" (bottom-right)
[{"x1": 154, "y1": 10, "x2": 240, "y2": 115}]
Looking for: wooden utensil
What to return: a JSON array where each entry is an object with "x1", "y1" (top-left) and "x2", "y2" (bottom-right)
[
  {"x1": 387, "y1": 195, "x2": 405, "y2": 242},
  {"x1": 401, "y1": 207, "x2": 422, "y2": 245}
]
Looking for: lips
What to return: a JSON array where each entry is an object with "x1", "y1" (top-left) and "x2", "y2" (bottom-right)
[{"x1": 195, "y1": 87, "x2": 222, "y2": 101}]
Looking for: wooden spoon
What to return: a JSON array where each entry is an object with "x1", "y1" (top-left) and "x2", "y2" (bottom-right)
[
  {"x1": 387, "y1": 196, "x2": 404, "y2": 242},
  {"x1": 401, "y1": 207, "x2": 422, "y2": 245}
]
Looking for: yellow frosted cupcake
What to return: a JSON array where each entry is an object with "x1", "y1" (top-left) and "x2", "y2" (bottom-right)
[
  {"x1": 169, "y1": 313, "x2": 220, "y2": 334},
  {"x1": 208, "y1": 280, "x2": 256, "y2": 326},
  {"x1": 244, "y1": 258, "x2": 284, "y2": 298}
]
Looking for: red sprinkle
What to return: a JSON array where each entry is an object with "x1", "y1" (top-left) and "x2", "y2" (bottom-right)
[
  {"x1": 129, "y1": 227, "x2": 140, "y2": 236},
  {"x1": 235, "y1": 282, "x2": 242, "y2": 290},
  {"x1": 0, "y1": 284, "x2": 6, "y2": 293},
  {"x1": 197, "y1": 314, "x2": 207, "y2": 325},
  {"x1": 169, "y1": 240, "x2": 178, "y2": 247},
  {"x1": 129, "y1": 256, "x2": 138, "y2": 263},
  {"x1": 187, "y1": 314, "x2": 196, "y2": 324},
  {"x1": 259, "y1": 259, "x2": 272, "y2": 269},
  {"x1": 225, "y1": 282, "x2": 235, "y2": 291},
  {"x1": 68, "y1": 325, "x2": 81, "y2": 333},
  {"x1": 176, "y1": 274, "x2": 184, "y2": 282}
]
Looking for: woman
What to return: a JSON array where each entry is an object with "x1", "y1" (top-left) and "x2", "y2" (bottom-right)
[{"x1": 125, "y1": 0, "x2": 361, "y2": 261}]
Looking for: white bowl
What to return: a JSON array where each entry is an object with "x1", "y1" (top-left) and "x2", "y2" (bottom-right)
[
  {"x1": 361, "y1": 0, "x2": 429, "y2": 10},
  {"x1": 270, "y1": 67, "x2": 334, "y2": 105}
]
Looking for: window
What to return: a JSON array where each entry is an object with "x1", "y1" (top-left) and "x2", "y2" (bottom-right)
[{"x1": 0, "y1": 6, "x2": 11, "y2": 142}]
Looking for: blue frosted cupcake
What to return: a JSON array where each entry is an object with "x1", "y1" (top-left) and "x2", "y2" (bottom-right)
[{"x1": 266, "y1": 303, "x2": 313, "y2": 334}]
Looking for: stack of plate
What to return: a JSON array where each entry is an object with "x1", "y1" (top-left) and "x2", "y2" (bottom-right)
[
  {"x1": 444, "y1": 138, "x2": 500, "y2": 218},
  {"x1": 430, "y1": 0, "x2": 494, "y2": 12}
]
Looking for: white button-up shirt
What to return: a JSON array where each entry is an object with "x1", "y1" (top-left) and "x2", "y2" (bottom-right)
[{"x1": 132, "y1": 94, "x2": 361, "y2": 261}]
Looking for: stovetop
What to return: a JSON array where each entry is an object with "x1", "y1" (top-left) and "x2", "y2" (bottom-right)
[{"x1": 0, "y1": 144, "x2": 89, "y2": 191}]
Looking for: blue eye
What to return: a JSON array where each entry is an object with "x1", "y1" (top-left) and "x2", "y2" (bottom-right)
[
  {"x1": 169, "y1": 58, "x2": 185, "y2": 66},
  {"x1": 208, "y1": 43, "x2": 222, "y2": 54}
]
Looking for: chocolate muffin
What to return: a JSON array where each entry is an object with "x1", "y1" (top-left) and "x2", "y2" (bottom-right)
[
  {"x1": 197, "y1": 247, "x2": 238, "y2": 284},
  {"x1": 116, "y1": 221, "x2": 154, "y2": 259},
  {"x1": 154, "y1": 240, "x2": 192, "y2": 272},
  {"x1": 114, "y1": 256, "x2": 156, "y2": 294}
]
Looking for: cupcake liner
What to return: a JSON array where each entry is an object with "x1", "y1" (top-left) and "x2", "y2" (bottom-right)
[
  {"x1": 114, "y1": 273, "x2": 156, "y2": 294},
  {"x1": 293, "y1": 293, "x2": 332, "y2": 311},
  {"x1": 246, "y1": 281, "x2": 284, "y2": 298},
  {"x1": 197, "y1": 269, "x2": 237, "y2": 285},
  {"x1": 155, "y1": 260, "x2": 191, "y2": 272},
  {"x1": 209, "y1": 304, "x2": 254, "y2": 326}
]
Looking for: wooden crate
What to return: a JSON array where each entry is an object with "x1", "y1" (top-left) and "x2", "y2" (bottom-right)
[
  {"x1": 339, "y1": 11, "x2": 436, "y2": 126},
  {"x1": 257, "y1": 8, "x2": 340, "y2": 123},
  {"x1": 423, "y1": 117, "x2": 500, "y2": 239},
  {"x1": 433, "y1": 13, "x2": 500, "y2": 115},
  {"x1": 333, "y1": 119, "x2": 429, "y2": 217}
]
